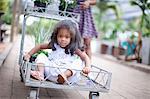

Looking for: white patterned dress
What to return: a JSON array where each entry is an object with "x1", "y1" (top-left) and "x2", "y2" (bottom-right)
[{"x1": 35, "y1": 43, "x2": 84, "y2": 84}]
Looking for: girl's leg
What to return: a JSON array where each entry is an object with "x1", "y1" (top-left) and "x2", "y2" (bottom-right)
[
  {"x1": 31, "y1": 53, "x2": 48, "y2": 80},
  {"x1": 84, "y1": 38, "x2": 92, "y2": 59},
  {"x1": 37, "y1": 63, "x2": 45, "y2": 77},
  {"x1": 31, "y1": 63, "x2": 44, "y2": 80}
]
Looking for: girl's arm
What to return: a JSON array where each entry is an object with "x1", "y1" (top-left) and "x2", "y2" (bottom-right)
[
  {"x1": 24, "y1": 43, "x2": 50, "y2": 61},
  {"x1": 80, "y1": 0, "x2": 96, "y2": 9},
  {"x1": 86, "y1": 0, "x2": 96, "y2": 5},
  {"x1": 75, "y1": 49, "x2": 91, "y2": 74}
]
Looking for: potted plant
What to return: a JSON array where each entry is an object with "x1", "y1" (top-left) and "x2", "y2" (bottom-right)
[
  {"x1": 32, "y1": 0, "x2": 50, "y2": 12},
  {"x1": 130, "y1": 0, "x2": 150, "y2": 65},
  {"x1": 59, "y1": 0, "x2": 77, "y2": 11},
  {"x1": 0, "y1": 0, "x2": 8, "y2": 21}
]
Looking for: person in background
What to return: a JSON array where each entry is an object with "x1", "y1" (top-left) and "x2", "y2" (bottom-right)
[{"x1": 62, "y1": 0, "x2": 98, "y2": 59}]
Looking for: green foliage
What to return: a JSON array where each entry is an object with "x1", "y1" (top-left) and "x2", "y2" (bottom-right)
[
  {"x1": 1, "y1": 10, "x2": 12, "y2": 24},
  {"x1": 95, "y1": 0, "x2": 122, "y2": 40},
  {"x1": 95, "y1": 0, "x2": 150, "y2": 40},
  {"x1": 0, "y1": 0, "x2": 8, "y2": 13},
  {"x1": 96, "y1": 0, "x2": 121, "y2": 19},
  {"x1": 26, "y1": 18, "x2": 57, "y2": 59},
  {"x1": 101, "y1": 19, "x2": 126, "y2": 40},
  {"x1": 127, "y1": 17, "x2": 140, "y2": 31},
  {"x1": 59, "y1": 0, "x2": 77, "y2": 11},
  {"x1": 32, "y1": 50, "x2": 48, "y2": 59},
  {"x1": 130, "y1": 0, "x2": 150, "y2": 37},
  {"x1": 141, "y1": 15, "x2": 150, "y2": 37},
  {"x1": 26, "y1": 18, "x2": 58, "y2": 45},
  {"x1": 1, "y1": 0, "x2": 13, "y2": 24},
  {"x1": 26, "y1": 18, "x2": 57, "y2": 60}
]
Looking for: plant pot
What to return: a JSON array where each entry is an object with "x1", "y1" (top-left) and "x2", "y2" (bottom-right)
[
  {"x1": 141, "y1": 37, "x2": 150, "y2": 65},
  {"x1": 0, "y1": 12, "x2": 4, "y2": 18},
  {"x1": 100, "y1": 44, "x2": 108, "y2": 54},
  {"x1": 59, "y1": 5, "x2": 74, "y2": 12},
  {"x1": 112, "y1": 46, "x2": 118, "y2": 57},
  {"x1": 34, "y1": 1, "x2": 47, "y2": 12}
]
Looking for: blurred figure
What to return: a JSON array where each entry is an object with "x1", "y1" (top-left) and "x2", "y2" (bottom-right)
[{"x1": 115, "y1": 30, "x2": 141, "y2": 62}]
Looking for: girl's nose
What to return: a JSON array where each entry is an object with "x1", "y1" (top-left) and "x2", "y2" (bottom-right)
[{"x1": 61, "y1": 37, "x2": 66, "y2": 41}]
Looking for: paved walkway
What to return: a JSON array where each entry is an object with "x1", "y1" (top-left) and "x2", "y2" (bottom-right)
[
  {"x1": 0, "y1": 33, "x2": 12, "y2": 66},
  {"x1": 97, "y1": 54, "x2": 150, "y2": 73},
  {"x1": 0, "y1": 35, "x2": 150, "y2": 99}
]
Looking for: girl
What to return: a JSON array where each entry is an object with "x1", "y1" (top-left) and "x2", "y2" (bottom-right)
[
  {"x1": 24, "y1": 20, "x2": 91, "y2": 84},
  {"x1": 62, "y1": 0, "x2": 98, "y2": 58}
]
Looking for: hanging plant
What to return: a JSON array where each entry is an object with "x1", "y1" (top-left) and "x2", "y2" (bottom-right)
[
  {"x1": 32, "y1": 0, "x2": 51, "y2": 12},
  {"x1": 59, "y1": 0, "x2": 77, "y2": 11}
]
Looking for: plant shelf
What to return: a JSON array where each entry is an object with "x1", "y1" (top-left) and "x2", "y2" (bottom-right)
[{"x1": 25, "y1": 3, "x2": 80, "y2": 22}]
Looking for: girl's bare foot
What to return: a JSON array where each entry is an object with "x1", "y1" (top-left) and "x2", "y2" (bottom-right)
[
  {"x1": 57, "y1": 69, "x2": 73, "y2": 84},
  {"x1": 57, "y1": 74, "x2": 66, "y2": 84},
  {"x1": 31, "y1": 71, "x2": 44, "y2": 80}
]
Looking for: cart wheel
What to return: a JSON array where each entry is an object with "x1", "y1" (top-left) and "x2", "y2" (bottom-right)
[
  {"x1": 28, "y1": 90, "x2": 38, "y2": 99},
  {"x1": 89, "y1": 92, "x2": 99, "y2": 99},
  {"x1": 19, "y1": 67, "x2": 24, "y2": 82},
  {"x1": 28, "y1": 87, "x2": 40, "y2": 99}
]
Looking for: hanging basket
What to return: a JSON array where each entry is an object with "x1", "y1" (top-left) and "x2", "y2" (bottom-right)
[
  {"x1": 59, "y1": 0, "x2": 77, "y2": 12},
  {"x1": 34, "y1": 1, "x2": 47, "y2": 12}
]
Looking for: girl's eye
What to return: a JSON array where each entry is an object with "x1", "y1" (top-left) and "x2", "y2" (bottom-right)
[
  {"x1": 58, "y1": 35, "x2": 70, "y2": 39},
  {"x1": 65, "y1": 36, "x2": 70, "y2": 39},
  {"x1": 58, "y1": 35, "x2": 62, "y2": 38}
]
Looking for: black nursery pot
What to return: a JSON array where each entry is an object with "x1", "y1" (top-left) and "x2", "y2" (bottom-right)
[
  {"x1": 34, "y1": 1, "x2": 46, "y2": 12},
  {"x1": 59, "y1": 5, "x2": 74, "y2": 12}
]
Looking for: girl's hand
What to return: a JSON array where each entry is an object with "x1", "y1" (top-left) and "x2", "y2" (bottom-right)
[
  {"x1": 80, "y1": 0, "x2": 90, "y2": 9},
  {"x1": 23, "y1": 52, "x2": 31, "y2": 61},
  {"x1": 82, "y1": 66, "x2": 91, "y2": 74}
]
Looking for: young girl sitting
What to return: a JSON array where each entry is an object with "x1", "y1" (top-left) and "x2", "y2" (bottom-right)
[{"x1": 24, "y1": 20, "x2": 91, "y2": 84}]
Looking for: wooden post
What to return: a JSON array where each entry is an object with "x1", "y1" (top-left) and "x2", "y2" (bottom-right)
[{"x1": 10, "y1": 0, "x2": 21, "y2": 42}]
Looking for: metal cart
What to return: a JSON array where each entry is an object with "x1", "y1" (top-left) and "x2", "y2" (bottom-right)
[{"x1": 19, "y1": 1, "x2": 112, "y2": 99}]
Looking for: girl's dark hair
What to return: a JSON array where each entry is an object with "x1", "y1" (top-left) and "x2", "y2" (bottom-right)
[{"x1": 49, "y1": 20, "x2": 84, "y2": 55}]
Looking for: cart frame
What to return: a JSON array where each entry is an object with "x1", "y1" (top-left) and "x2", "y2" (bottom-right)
[{"x1": 19, "y1": 1, "x2": 112, "y2": 99}]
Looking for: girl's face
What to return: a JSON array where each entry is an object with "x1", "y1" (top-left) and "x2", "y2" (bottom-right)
[{"x1": 57, "y1": 28, "x2": 71, "y2": 48}]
